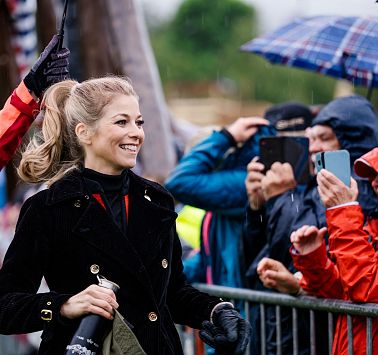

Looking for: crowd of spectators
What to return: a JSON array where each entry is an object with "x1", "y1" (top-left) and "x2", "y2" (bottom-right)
[{"x1": 166, "y1": 95, "x2": 378, "y2": 354}]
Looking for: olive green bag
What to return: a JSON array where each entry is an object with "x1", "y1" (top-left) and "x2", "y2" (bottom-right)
[{"x1": 102, "y1": 310, "x2": 146, "y2": 355}]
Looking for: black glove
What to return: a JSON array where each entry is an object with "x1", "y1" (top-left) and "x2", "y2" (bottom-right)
[
  {"x1": 199, "y1": 303, "x2": 251, "y2": 355},
  {"x1": 24, "y1": 34, "x2": 70, "y2": 98}
]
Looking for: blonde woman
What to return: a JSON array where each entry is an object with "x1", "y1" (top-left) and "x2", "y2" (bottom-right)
[{"x1": 0, "y1": 77, "x2": 250, "y2": 355}]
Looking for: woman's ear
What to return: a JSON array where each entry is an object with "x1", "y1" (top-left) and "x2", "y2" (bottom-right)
[{"x1": 75, "y1": 123, "x2": 92, "y2": 145}]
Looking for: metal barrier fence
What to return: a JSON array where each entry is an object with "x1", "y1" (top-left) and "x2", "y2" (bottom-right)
[{"x1": 178, "y1": 283, "x2": 378, "y2": 355}]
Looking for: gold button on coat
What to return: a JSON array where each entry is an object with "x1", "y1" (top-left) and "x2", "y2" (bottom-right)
[
  {"x1": 90, "y1": 264, "x2": 100, "y2": 274},
  {"x1": 73, "y1": 200, "x2": 81, "y2": 208},
  {"x1": 161, "y1": 259, "x2": 168, "y2": 269},
  {"x1": 148, "y1": 312, "x2": 158, "y2": 322}
]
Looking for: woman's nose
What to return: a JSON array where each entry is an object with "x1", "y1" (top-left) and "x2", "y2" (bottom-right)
[{"x1": 128, "y1": 124, "x2": 144, "y2": 139}]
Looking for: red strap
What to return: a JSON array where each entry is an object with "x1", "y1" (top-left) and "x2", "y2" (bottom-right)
[
  {"x1": 10, "y1": 90, "x2": 39, "y2": 117},
  {"x1": 202, "y1": 212, "x2": 212, "y2": 257},
  {"x1": 202, "y1": 212, "x2": 213, "y2": 284},
  {"x1": 124, "y1": 195, "x2": 129, "y2": 223}
]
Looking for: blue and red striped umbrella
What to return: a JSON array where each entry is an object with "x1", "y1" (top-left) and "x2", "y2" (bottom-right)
[{"x1": 241, "y1": 16, "x2": 378, "y2": 88}]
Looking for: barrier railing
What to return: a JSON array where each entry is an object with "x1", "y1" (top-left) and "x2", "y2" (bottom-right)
[{"x1": 178, "y1": 283, "x2": 378, "y2": 355}]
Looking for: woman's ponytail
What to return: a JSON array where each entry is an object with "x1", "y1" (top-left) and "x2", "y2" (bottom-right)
[{"x1": 18, "y1": 80, "x2": 80, "y2": 185}]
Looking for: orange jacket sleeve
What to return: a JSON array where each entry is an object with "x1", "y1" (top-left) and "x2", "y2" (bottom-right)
[
  {"x1": 291, "y1": 242, "x2": 344, "y2": 299},
  {"x1": 327, "y1": 205, "x2": 378, "y2": 302},
  {"x1": 0, "y1": 81, "x2": 39, "y2": 169}
]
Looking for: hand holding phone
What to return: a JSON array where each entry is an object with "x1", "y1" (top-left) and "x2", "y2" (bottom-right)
[
  {"x1": 315, "y1": 150, "x2": 351, "y2": 186},
  {"x1": 317, "y1": 171, "x2": 358, "y2": 209},
  {"x1": 259, "y1": 136, "x2": 310, "y2": 185}
]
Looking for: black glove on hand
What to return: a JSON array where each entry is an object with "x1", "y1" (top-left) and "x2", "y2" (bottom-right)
[
  {"x1": 24, "y1": 34, "x2": 70, "y2": 98},
  {"x1": 199, "y1": 303, "x2": 251, "y2": 355}
]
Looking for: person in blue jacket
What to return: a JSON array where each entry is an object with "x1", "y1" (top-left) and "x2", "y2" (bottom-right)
[
  {"x1": 165, "y1": 117, "x2": 274, "y2": 292},
  {"x1": 245, "y1": 95, "x2": 378, "y2": 355}
]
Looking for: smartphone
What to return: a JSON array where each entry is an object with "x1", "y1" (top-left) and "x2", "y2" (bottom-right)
[
  {"x1": 315, "y1": 150, "x2": 351, "y2": 186},
  {"x1": 259, "y1": 136, "x2": 310, "y2": 185}
]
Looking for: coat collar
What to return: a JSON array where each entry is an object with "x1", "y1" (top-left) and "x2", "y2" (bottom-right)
[{"x1": 46, "y1": 168, "x2": 174, "y2": 207}]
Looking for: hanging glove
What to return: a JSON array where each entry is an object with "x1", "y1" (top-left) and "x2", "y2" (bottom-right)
[
  {"x1": 24, "y1": 34, "x2": 70, "y2": 98},
  {"x1": 199, "y1": 302, "x2": 251, "y2": 355}
]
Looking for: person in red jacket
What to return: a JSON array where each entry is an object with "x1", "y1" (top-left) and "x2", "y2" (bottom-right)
[
  {"x1": 0, "y1": 35, "x2": 69, "y2": 169},
  {"x1": 290, "y1": 147, "x2": 378, "y2": 355}
]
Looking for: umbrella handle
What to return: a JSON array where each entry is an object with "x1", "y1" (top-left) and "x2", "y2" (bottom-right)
[{"x1": 57, "y1": 0, "x2": 69, "y2": 51}]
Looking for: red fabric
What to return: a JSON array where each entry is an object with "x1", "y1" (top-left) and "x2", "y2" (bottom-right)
[
  {"x1": 124, "y1": 195, "x2": 129, "y2": 223},
  {"x1": 292, "y1": 205, "x2": 378, "y2": 354},
  {"x1": 0, "y1": 82, "x2": 38, "y2": 169},
  {"x1": 92, "y1": 194, "x2": 106, "y2": 209},
  {"x1": 291, "y1": 242, "x2": 344, "y2": 299},
  {"x1": 93, "y1": 193, "x2": 129, "y2": 222},
  {"x1": 354, "y1": 147, "x2": 378, "y2": 179}
]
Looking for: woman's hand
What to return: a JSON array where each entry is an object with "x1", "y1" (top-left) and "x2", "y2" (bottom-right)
[
  {"x1": 290, "y1": 225, "x2": 327, "y2": 255},
  {"x1": 257, "y1": 258, "x2": 300, "y2": 295},
  {"x1": 317, "y1": 169, "x2": 358, "y2": 208},
  {"x1": 245, "y1": 157, "x2": 266, "y2": 210},
  {"x1": 60, "y1": 284, "x2": 119, "y2": 320}
]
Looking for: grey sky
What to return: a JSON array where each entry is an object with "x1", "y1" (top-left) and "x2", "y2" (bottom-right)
[{"x1": 141, "y1": 0, "x2": 378, "y2": 33}]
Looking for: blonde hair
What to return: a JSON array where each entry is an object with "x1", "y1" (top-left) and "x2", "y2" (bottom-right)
[{"x1": 18, "y1": 76, "x2": 137, "y2": 186}]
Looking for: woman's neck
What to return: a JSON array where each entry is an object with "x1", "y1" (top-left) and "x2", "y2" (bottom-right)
[{"x1": 82, "y1": 168, "x2": 128, "y2": 193}]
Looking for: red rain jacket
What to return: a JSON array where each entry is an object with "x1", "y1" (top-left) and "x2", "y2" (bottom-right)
[
  {"x1": 292, "y1": 204, "x2": 378, "y2": 354},
  {"x1": 0, "y1": 81, "x2": 38, "y2": 169}
]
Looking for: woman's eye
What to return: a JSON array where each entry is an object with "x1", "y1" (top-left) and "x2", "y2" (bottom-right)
[
  {"x1": 136, "y1": 120, "x2": 145, "y2": 127},
  {"x1": 115, "y1": 119, "x2": 127, "y2": 126}
]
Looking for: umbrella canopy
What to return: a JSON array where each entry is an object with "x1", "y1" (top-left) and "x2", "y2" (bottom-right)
[{"x1": 241, "y1": 16, "x2": 378, "y2": 89}]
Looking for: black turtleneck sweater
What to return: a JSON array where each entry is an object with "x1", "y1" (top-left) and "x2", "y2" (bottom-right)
[{"x1": 82, "y1": 168, "x2": 129, "y2": 236}]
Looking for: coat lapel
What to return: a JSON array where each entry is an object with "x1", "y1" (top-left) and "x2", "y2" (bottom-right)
[
  {"x1": 72, "y1": 198, "x2": 154, "y2": 296},
  {"x1": 127, "y1": 189, "x2": 177, "y2": 267}
]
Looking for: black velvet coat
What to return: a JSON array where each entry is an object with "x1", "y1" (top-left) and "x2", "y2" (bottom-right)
[{"x1": 0, "y1": 169, "x2": 220, "y2": 354}]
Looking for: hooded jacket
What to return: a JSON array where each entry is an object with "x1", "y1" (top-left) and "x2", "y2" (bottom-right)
[
  {"x1": 292, "y1": 147, "x2": 378, "y2": 355},
  {"x1": 291, "y1": 95, "x2": 378, "y2": 233}
]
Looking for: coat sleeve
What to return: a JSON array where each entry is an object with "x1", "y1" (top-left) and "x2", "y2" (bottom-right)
[
  {"x1": 0, "y1": 195, "x2": 71, "y2": 334},
  {"x1": 167, "y1": 231, "x2": 221, "y2": 329},
  {"x1": 0, "y1": 81, "x2": 39, "y2": 169},
  {"x1": 327, "y1": 205, "x2": 378, "y2": 302},
  {"x1": 291, "y1": 242, "x2": 344, "y2": 299},
  {"x1": 165, "y1": 130, "x2": 247, "y2": 211}
]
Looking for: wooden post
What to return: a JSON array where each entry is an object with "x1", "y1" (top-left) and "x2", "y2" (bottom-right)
[
  {"x1": 103, "y1": 0, "x2": 176, "y2": 180},
  {"x1": 36, "y1": 0, "x2": 57, "y2": 49},
  {"x1": 77, "y1": 0, "x2": 115, "y2": 78}
]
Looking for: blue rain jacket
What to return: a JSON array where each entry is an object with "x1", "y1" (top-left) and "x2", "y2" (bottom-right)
[{"x1": 165, "y1": 125, "x2": 275, "y2": 289}]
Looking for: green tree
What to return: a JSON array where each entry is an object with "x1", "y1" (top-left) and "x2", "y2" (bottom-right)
[{"x1": 150, "y1": 0, "x2": 336, "y2": 104}]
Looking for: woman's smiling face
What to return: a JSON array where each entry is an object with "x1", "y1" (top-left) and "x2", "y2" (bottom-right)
[{"x1": 81, "y1": 94, "x2": 144, "y2": 175}]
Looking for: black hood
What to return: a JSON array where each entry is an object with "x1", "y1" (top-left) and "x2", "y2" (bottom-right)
[{"x1": 312, "y1": 95, "x2": 378, "y2": 162}]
